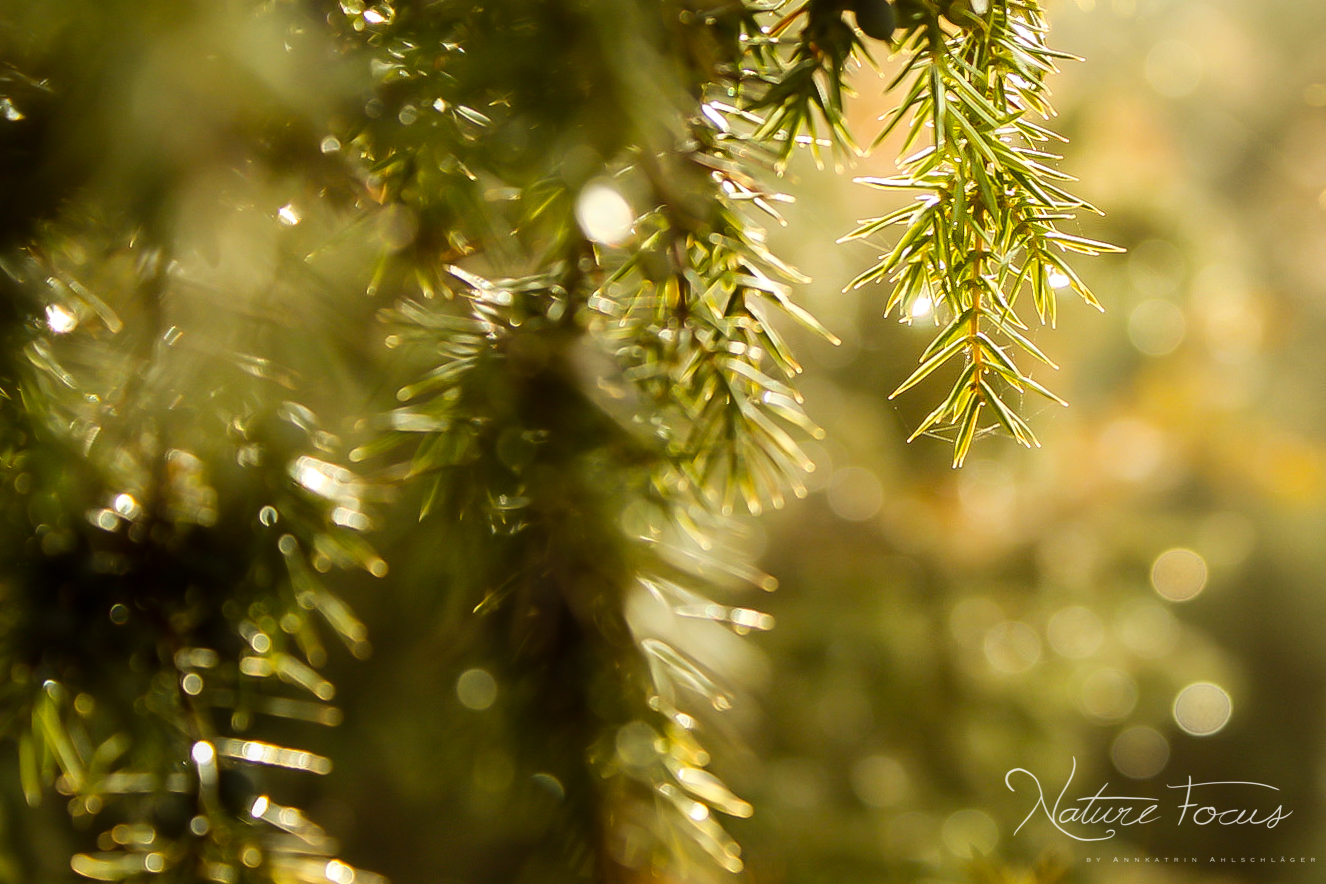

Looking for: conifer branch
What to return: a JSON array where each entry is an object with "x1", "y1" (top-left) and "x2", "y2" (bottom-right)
[{"x1": 845, "y1": 0, "x2": 1119, "y2": 466}]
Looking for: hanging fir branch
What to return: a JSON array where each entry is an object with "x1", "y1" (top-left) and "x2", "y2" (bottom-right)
[{"x1": 842, "y1": 0, "x2": 1120, "y2": 466}]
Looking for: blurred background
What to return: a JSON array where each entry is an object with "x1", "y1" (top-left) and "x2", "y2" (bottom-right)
[
  {"x1": 5, "y1": 0, "x2": 1326, "y2": 882},
  {"x1": 732, "y1": 0, "x2": 1326, "y2": 879}
]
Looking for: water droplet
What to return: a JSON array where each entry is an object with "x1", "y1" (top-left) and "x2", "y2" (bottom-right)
[
  {"x1": 331, "y1": 506, "x2": 370, "y2": 531},
  {"x1": 324, "y1": 859, "x2": 356, "y2": 884},
  {"x1": 113, "y1": 493, "x2": 139, "y2": 519},
  {"x1": 45, "y1": 303, "x2": 78, "y2": 334},
  {"x1": 574, "y1": 181, "x2": 634, "y2": 246},
  {"x1": 278, "y1": 204, "x2": 302, "y2": 227},
  {"x1": 191, "y1": 741, "x2": 216, "y2": 766},
  {"x1": 730, "y1": 608, "x2": 774, "y2": 630}
]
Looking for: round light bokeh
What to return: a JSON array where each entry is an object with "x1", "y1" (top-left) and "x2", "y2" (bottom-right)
[
  {"x1": 457, "y1": 668, "x2": 498, "y2": 711},
  {"x1": 1116, "y1": 600, "x2": 1178, "y2": 658},
  {"x1": 1112, "y1": 726, "x2": 1171, "y2": 779},
  {"x1": 1144, "y1": 39, "x2": 1204, "y2": 99},
  {"x1": 984, "y1": 621, "x2": 1041, "y2": 674},
  {"x1": 1081, "y1": 668, "x2": 1138, "y2": 721},
  {"x1": 1128, "y1": 300, "x2": 1187, "y2": 356},
  {"x1": 885, "y1": 811, "x2": 939, "y2": 862},
  {"x1": 851, "y1": 755, "x2": 909, "y2": 809},
  {"x1": 1047, "y1": 606, "x2": 1104, "y2": 659},
  {"x1": 1099, "y1": 418, "x2": 1166, "y2": 483},
  {"x1": 950, "y1": 597, "x2": 1004, "y2": 648},
  {"x1": 1173, "y1": 682, "x2": 1232, "y2": 736},
  {"x1": 827, "y1": 467, "x2": 884, "y2": 522},
  {"x1": 941, "y1": 809, "x2": 998, "y2": 859},
  {"x1": 1151, "y1": 548, "x2": 1209, "y2": 602}
]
